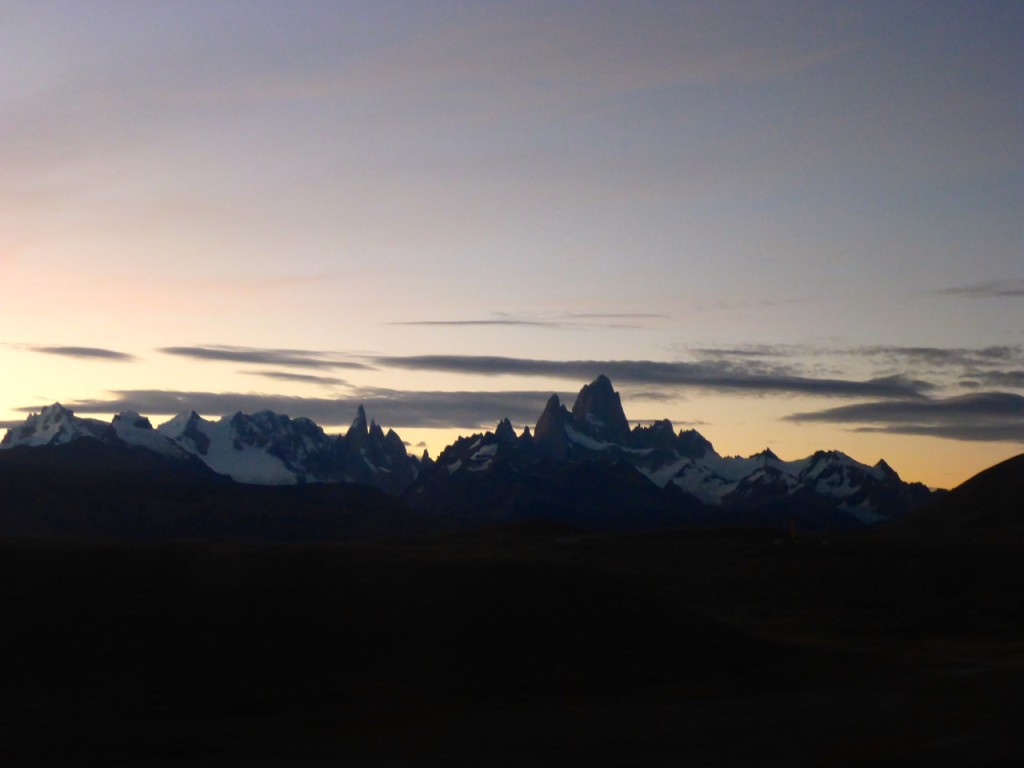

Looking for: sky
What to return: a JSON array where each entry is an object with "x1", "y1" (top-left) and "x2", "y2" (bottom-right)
[{"x1": 2, "y1": 0, "x2": 1021, "y2": 489}]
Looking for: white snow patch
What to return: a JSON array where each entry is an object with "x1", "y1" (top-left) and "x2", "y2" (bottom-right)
[
  {"x1": 564, "y1": 425, "x2": 613, "y2": 451},
  {"x1": 845, "y1": 501, "x2": 887, "y2": 525},
  {"x1": 113, "y1": 414, "x2": 182, "y2": 457},
  {"x1": 159, "y1": 414, "x2": 297, "y2": 484},
  {"x1": 472, "y1": 443, "x2": 499, "y2": 460},
  {"x1": 640, "y1": 457, "x2": 692, "y2": 488},
  {"x1": 670, "y1": 464, "x2": 738, "y2": 505}
]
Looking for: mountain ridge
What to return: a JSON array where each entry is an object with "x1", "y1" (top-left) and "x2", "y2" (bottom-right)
[
  {"x1": 2, "y1": 402, "x2": 422, "y2": 494},
  {"x1": 412, "y1": 378, "x2": 933, "y2": 529},
  {"x1": 2, "y1": 377, "x2": 937, "y2": 529}
]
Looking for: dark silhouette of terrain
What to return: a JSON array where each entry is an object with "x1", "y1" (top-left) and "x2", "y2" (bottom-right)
[
  {"x1": 894, "y1": 453, "x2": 1024, "y2": 534},
  {"x1": 0, "y1": 441, "x2": 435, "y2": 541},
  {"x1": 408, "y1": 457, "x2": 706, "y2": 530},
  {"x1": 1, "y1": 451, "x2": 1022, "y2": 765}
]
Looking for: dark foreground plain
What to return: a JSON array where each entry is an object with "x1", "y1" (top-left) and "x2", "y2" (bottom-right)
[{"x1": 3, "y1": 520, "x2": 1023, "y2": 767}]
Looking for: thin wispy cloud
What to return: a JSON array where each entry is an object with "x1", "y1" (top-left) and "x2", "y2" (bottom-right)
[
  {"x1": 29, "y1": 346, "x2": 136, "y2": 362},
  {"x1": 690, "y1": 344, "x2": 1023, "y2": 365},
  {"x1": 933, "y1": 280, "x2": 1024, "y2": 299},
  {"x1": 389, "y1": 311, "x2": 669, "y2": 330},
  {"x1": 623, "y1": 390, "x2": 679, "y2": 403},
  {"x1": 159, "y1": 346, "x2": 372, "y2": 370},
  {"x1": 372, "y1": 355, "x2": 930, "y2": 399},
  {"x1": 855, "y1": 344, "x2": 1023, "y2": 368},
  {"x1": 685, "y1": 344, "x2": 1024, "y2": 395},
  {"x1": 787, "y1": 392, "x2": 1024, "y2": 444},
  {"x1": 693, "y1": 344, "x2": 809, "y2": 359},
  {"x1": 961, "y1": 371, "x2": 1024, "y2": 390},
  {"x1": 565, "y1": 312, "x2": 670, "y2": 320},
  {"x1": 243, "y1": 371, "x2": 350, "y2": 387},
  {"x1": 849, "y1": 345, "x2": 1024, "y2": 393},
  {"x1": 389, "y1": 319, "x2": 567, "y2": 328},
  {"x1": 759, "y1": 39, "x2": 865, "y2": 81},
  {"x1": 688, "y1": 297, "x2": 809, "y2": 315},
  {"x1": 682, "y1": 344, "x2": 845, "y2": 380}
]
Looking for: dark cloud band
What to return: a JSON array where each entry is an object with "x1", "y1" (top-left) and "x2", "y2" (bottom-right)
[
  {"x1": 159, "y1": 345, "x2": 372, "y2": 370},
  {"x1": 787, "y1": 392, "x2": 1024, "y2": 443},
  {"x1": 389, "y1": 320, "x2": 566, "y2": 327},
  {"x1": 387, "y1": 311, "x2": 667, "y2": 329},
  {"x1": 389, "y1": 312, "x2": 668, "y2": 329},
  {"x1": 243, "y1": 371, "x2": 350, "y2": 387},
  {"x1": 31, "y1": 346, "x2": 135, "y2": 361},
  {"x1": 372, "y1": 355, "x2": 929, "y2": 399},
  {"x1": 934, "y1": 280, "x2": 1024, "y2": 299},
  {"x1": 42, "y1": 388, "x2": 557, "y2": 431}
]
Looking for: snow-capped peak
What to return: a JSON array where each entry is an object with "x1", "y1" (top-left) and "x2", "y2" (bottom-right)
[
  {"x1": 0, "y1": 403, "x2": 107, "y2": 449},
  {"x1": 112, "y1": 411, "x2": 185, "y2": 457}
]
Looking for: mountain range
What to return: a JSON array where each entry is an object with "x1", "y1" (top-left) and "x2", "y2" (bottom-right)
[
  {"x1": 1, "y1": 375, "x2": 937, "y2": 531},
  {"x1": 2, "y1": 400, "x2": 422, "y2": 494}
]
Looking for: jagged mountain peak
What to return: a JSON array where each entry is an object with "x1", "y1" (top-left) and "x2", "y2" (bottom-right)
[
  {"x1": 231, "y1": 410, "x2": 330, "y2": 448},
  {"x1": 571, "y1": 375, "x2": 631, "y2": 442},
  {"x1": 874, "y1": 458, "x2": 899, "y2": 479},
  {"x1": 157, "y1": 410, "x2": 208, "y2": 438},
  {"x1": 346, "y1": 405, "x2": 371, "y2": 451},
  {"x1": 674, "y1": 429, "x2": 714, "y2": 459},
  {"x1": 534, "y1": 393, "x2": 571, "y2": 460},
  {"x1": 111, "y1": 410, "x2": 186, "y2": 457},
  {"x1": 810, "y1": 449, "x2": 851, "y2": 463},
  {"x1": 349, "y1": 405, "x2": 368, "y2": 435},
  {"x1": 1, "y1": 402, "x2": 107, "y2": 448},
  {"x1": 169, "y1": 410, "x2": 204, "y2": 425},
  {"x1": 112, "y1": 411, "x2": 152, "y2": 430},
  {"x1": 631, "y1": 419, "x2": 712, "y2": 456},
  {"x1": 582, "y1": 373, "x2": 614, "y2": 394},
  {"x1": 648, "y1": 418, "x2": 675, "y2": 434},
  {"x1": 535, "y1": 393, "x2": 567, "y2": 428},
  {"x1": 494, "y1": 417, "x2": 517, "y2": 443},
  {"x1": 30, "y1": 402, "x2": 77, "y2": 423}
]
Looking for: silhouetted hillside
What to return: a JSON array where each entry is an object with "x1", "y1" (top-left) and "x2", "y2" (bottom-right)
[
  {"x1": 0, "y1": 441, "x2": 434, "y2": 542},
  {"x1": 894, "y1": 453, "x2": 1024, "y2": 534}
]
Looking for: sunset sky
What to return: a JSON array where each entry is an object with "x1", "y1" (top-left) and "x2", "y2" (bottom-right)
[{"x1": 2, "y1": 1, "x2": 1021, "y2": 488}]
